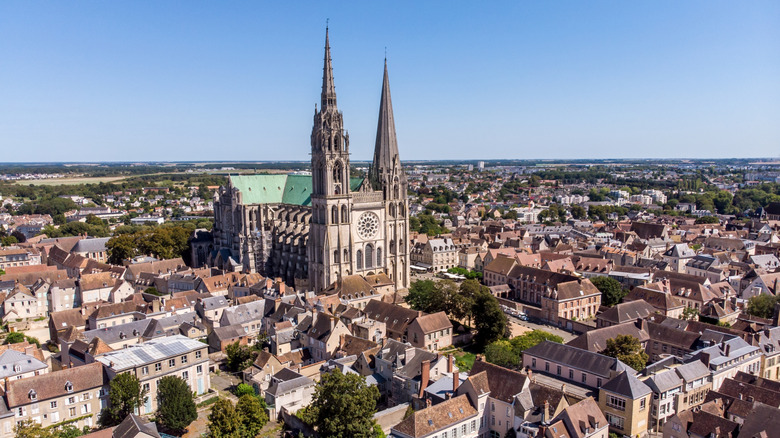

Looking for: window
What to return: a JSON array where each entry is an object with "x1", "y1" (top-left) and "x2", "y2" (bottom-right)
[
  {"x1": 556, "y1": 365, "x2": 561, "y2": 376},
  {"x1": 471, "y1": 420, "x2": 476, "y2": 432},
  {"x1": 640, "y1": 397, "x2": 647, "y2": 411},
  {"x1": 581, "y1": 373, "x2": 587, "y2": 383},
  {"x1": 82, "y1": 392, "x2": 90, "y2": 400},
  {"x1": 195, "y1": 350, "x2": 202, "y2": 359},
  {"x1": 50, "y1": 412, "x2": 59, "y2": 422},
  {"x1": 169, "y1": 359, "x2": 176, "y2": 367},
  {"x1": 181, "y1": 355, "x2": 188, "y2": 364},
  {"x1": 197, "y1": 365, "x2": 203, "y2": 374},
  {"x1": 142, "y1": 366, "x2": 149, "y2": 376},
  {"x1": 545, "y1": 362, "x2": 550, "y2": 372},
  {"x1": 50, "y1": 402, "x2": 57, "y2": 409},
  {"x1": 182, "y1": 371, "x2": 189, "y2": 380},
  {"x1": 67, "y1": 397, "x2": 75, "y2": 405},
  {"x1": 155, "y1": 363, "x2": 162, "y2": 372},
  {"x1": 532, "y1": 358, "x2": 536, "y2": 368},
  {"x1": 569, "y1": 369, "x2": 573, "y2": 379},
  {"x1": 606, "y1": 412, "x2": 625, "y2": 430},
  {"x1": 68, "y1": 408, "x2": 76, "y2": 417},
  {"x1": 606, "y1": 395, "x2": 626, "y2": 411},
  {"x1": 143, "y1": 383, "x2": 150, "y2": 393}
]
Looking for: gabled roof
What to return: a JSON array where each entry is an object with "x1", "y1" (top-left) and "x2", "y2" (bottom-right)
[
  {"x1": 567, "y1": 322, "x2": 649, "y2": 352},
  {"x1": 523, "y1": 341, "x2": 631, "y2": 378},
  {"x1": 470, "y1": 360, "x2": 528, "y2": 404},
  {"x1": 412, "y1": 311, "x2": 452, "y2": 334},
  {"x1": 601, "y1": 371, "x2": 651, "y2": 399},
  {"x1": 597, "y1": 300, "x2": 657, "y2": 325},
  {"x1": 391, "y1": 394, "x2": 476, "y2": 438},
  {"x1": 5, "y1": 362, "x2": 106, "y2": 407},
  {"x1": 114, "y1": 413, "x2": 161, "y2": 438}
]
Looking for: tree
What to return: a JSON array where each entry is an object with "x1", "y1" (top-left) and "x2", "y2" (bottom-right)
[
  {"x1": 56, "y1": 425, "x2": 85, "y2": 438},
  {"x1": 303, "y1": 369, "x2": 380, "y2": 438},
  {"x1": 602, "y1": 335, "x2": 648, "y2": 372},
  {"x1": 590, "y1": 276, "x2": 626, "y2": 307},
  {"x1": 484, "y1": 339, "x2": 520, "y2": 368},
  {"x1": 747, "y1": 294, "x2": 780, "y2": 319},
  {"x1": 225, "y1": 341, "x2": 255, "y2": 372},
  {"x1": 236, "y1": 394, "x2": 269, "y2": 438},
  {"x1": 570, "y1": 205, "x2": 586, "y2": 220},
  {"x1": 99, "y1": 372, "x2": 147, "y2": 427},
  {"x1": 681, "y1": 306, "x2": 699, "y2": 321},
  {"x1": 695, "y1": 216, "x2": 719, "y2": 224},
  {"x1": 13, "y1": 420, "x2": 54, "y2": 438},
  {"x1": 105, "y1": 234, "x2": 136, "y2": 264},
  {"x1": 156, "y1": 376, "x2": 197, "y2": 433},
  {"x1": 472, "y1": 287, "x2": 507, "y2": 349},
  {"x1": 208, "y1": 398, "x2": 241, "y2": 438},
  {"x1": 234, "y1": 383, "x2": 255, "y2": 398},
  {"x1": 10, "y1": 230, "x2": 26, "y2": 243},
  {"x1": 4, "y1": 332, "x2": 25, "y2": 344},
  {"x1": 509, "y1": 330, "x2": 564, "y2": 354}
]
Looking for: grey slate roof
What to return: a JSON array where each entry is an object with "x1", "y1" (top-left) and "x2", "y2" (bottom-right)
[
  {"x1": 524, "y1": 341, "x2": 633, "y2": 378},
  {"x1": 113, "y1": 413, "x2": 161, "y2": 438},
  {"x1": 266, "y1": 368, "x2": 314, "y2": 396},
  {"x1": 82, "y1": 319, "x2": 160, "y2": 345},
  {"x1": 0, "y1": 350, "x2": 47, "y2": 379},
  {"x1": 220, "y1": 301, "x2": 265, "y2": 326},
  {"x1": 72, "y1": 237, "x2": 110, "y2": 254},
  {"x1": 644, "y1": 369, "x2": 682, "y2": 394},
  {"x1": 675, "y1": 360, "x2": 711, "y2": 383},
  {"x1": 601, "y1": 371, "x2": 652, "y2": 398}
]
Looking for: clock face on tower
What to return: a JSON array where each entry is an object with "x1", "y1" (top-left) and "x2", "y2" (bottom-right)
[{"x1": 357, "y1": 212, "x2": 380, "y2": 240}]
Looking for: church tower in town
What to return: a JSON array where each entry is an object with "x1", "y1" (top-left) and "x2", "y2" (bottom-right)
[
  {"x1": 309, "y1": 28, "x2": 354, "y2": 292},
  {"x1": 370, "y1": 60, "x2": 410, "y2": 290}
]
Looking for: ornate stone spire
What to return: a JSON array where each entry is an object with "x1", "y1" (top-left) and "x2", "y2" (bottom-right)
[
  {"x1": 321, "y1": 27, "x2": 337, "y2": 110},
  {"x1": 371, "y1": 59, "x2": 401, "y2": 189}
]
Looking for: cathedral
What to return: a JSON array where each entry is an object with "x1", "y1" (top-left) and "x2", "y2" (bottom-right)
[{"x1": 211, "y1": 29, "x2": 410, "y2": 293}]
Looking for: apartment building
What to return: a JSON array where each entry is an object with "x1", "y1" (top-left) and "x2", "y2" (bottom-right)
[
  {"x1": 0, "y1": 363, "x2": 108, "y2": 436},
  {"x1": 95, "y1": 335, "x2": 210, "y2": 414}
]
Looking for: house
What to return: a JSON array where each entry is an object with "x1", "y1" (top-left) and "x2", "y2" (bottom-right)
[
  {"x1": 207, "y1": 325, "x2": 250, "y2": 353},
  {"x1": 48, "y1": 279, "x2": 78, "y2": 313},
  {"x1": 469, "y1": 360, "x2": 530, "y2": 436},
  {"x1": 264, "y1": 368, "x2": 315, "y2": 419},
  {"x1": 390, "y1": 394, "x2": 481, "y2": 438},
  {"x1": 522, "y1": 341, "x2": 634, "y2": 391},
  {"x1": 596, "y1": 300, "x2": 657, "y2": 328},
  {"x1": 623, "y1": 286, "x2": 685, "y2": 319},
  {"x1": 2, "y1": 283, "x2": 46, "y2": 321},
  {"x1": 364, "y1": 300, "x2": 421, "y2": 343},
  {"x1": 95, "y1": 335, "x2": 210, "y2": 414},
  {"x1": 0, "y1": 349, "x2": 48, "y2": 381},
  {"x1": 567, "y1": 320, "x2": 649, "y2": 353},
  {"x1": 112, "y1": 414, "x2": 161, "y2": 438},
  {"x1": 662, "y1": 244, "x2": 697, "y2": 273},
  {"x1": 542, "y1": 397, "x2": 609, "y2": 438},
  {"x1": 598, "y1": 371, "x2": 652, "y2": 437},
  {"x1": 49, "y1": 309, "x2": 87, "y2": 344},
  {"x1": 298, "y1": 312, "x2": 352, "y2": 363},
  {"x1": 642, "y1": 359, "x2": 712, "y2": 433},
  {"x1": 688, "y1": 335, "x2": 761, "y2": 391},
  {"x1": 243, "y1": 351, "x2": 284, "y2": 394},
  {"x1": 407, "y1": 312, "x2": 453, "y2": 352},
  {"x1": 0, "y1": 362, "x2": 108, "y2": 436}
]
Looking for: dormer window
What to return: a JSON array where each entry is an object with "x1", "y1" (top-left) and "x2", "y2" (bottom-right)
[
  {"x1": 65, "y1": 381, "x2": 73, "y2": 393},
  {"x1": 29, "y1": 390, "x2": 37, "y2": 401}
]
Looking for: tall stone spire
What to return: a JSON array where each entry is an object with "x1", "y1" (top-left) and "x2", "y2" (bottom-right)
[
  {"x1": 321, "y1": 27, "x2": 337, "y2": 110},
  {"x1": 371, "y1": 59, "x2": 401, "y2": 189}
]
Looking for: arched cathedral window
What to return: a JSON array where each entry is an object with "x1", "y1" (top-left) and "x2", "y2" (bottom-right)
[
  {"x1": 333, "y1": 250, "x2": 340, "y2": 264},
  {"x1": 356, "y1": 250, "x2": 363, "y2": 270},
  {"x1": 376, "y1": 247, "x2": 382, "y2": 265},
  {"x1": 333, "y1": 161, "x2": 344, "y2": 195},
  {"x1": 365, "y1": 244, "x2": 374, "y2": 269},
  {"x1": 331, "y1": 206, "x2": 339, "y2": 224},
  {"x1": 341, "y1": 205, "x2": 348, "y2": 223}
]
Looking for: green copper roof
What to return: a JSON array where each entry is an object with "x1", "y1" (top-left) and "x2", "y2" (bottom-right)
[{"x1": 228, "y1": 174, "x2": 364, "y2": 206}]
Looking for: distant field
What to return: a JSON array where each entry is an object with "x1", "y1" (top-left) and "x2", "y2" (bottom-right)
[{"x1": 13, "y1": 176, "x2": 131, "y2": 185}]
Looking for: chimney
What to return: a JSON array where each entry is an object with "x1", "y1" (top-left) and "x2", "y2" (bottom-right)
[
  {"x1": 725, "y1": 343, "x2": 731, "y2": 356},
  {"x1": 527, "y1": 368, "x2": 534, "y2": 382},
  {"x1": 419, "y1": 360, "x2": 431, "y2": 398},
  {"x1": 448, "y1": 354, "x2": 454, "y2": 373},
  {"x1": 542, "y1": 400, "x2": 549, "y2": 425},
  {"x1": 453, "y1": 371, "x2": 459, "y2": 394},
  {"x1": 700, "y1": 352, "x2": 711, "y2": 367}
]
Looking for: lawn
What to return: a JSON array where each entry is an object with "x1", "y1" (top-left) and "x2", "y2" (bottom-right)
[
  {"x1": 440, "y1": 345, "x2": 478, "y2": 372},
  {"x1": 13, "y1": 176, "x2": 131, "y2": 185}
]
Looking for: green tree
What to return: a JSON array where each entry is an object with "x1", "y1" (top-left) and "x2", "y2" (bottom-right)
[
  {"x1": 747, "y1": 294, "x2": 780, "y2": 319},
  {"x1": 472, "y1": 287, "x2": 507, "y2": 349},
  {"x1": 602, "y1": 335, "x2": 648, "y2": 372},
  {"x1": 509, "y1": 330, "x2": 564, "y2": 354},
  {"x1": 681, "y1": 306, "x2": 699, "y2": 321},
  {"x1": 99, "y1": 372, "x2": 147, "y2": 427},
  {"x1": 303, "y1": 369, "x2": 380, "y2": 438},
  {"x1": 484, "y1": 339, "x2": 520, "y2": 368},
  {"x1": 570, "y1": 205, "x2": 586, "y2": 220},
  {"x1": 694, "y1": 216, "x2": 719, "y2": 224},
  {"x1": 13, "y1": 420, "x2": 54, "y2": 438},
  {"x1": 156, "y1": 376, "x2": 197, "y2": 433},
  {"x1": 4, "y1": 332, "x2": 25, "y2": 344},
  {"x1": 590, "y1": 276, "x2": 626, "y2": 307},
  {"x1": 55, "y1": 425, "x2": 84, "y2": 438},
  {"x1": 236, "y1": 394, "x2": 269, "y2": 438},
  {"x1": 106, "y1": 234, "x2": 137, "y2": 265},
  {"x1": 208, "y1": 398, "x2": 241, "y2": 438},
  {"x1": 225, "y1": 341, "x2": 255, "y2": 372},
  {"x1": 234, "y1": 383, "x2": 255, "y2": 398}
]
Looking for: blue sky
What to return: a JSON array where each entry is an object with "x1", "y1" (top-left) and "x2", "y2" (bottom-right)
[{"x1": 1, "y1": 1, "x2": 778, "y2": 162}]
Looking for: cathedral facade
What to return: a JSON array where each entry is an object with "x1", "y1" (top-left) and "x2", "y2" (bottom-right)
[{"x1": 211, "y1": 30, "x2": 410, "y2": 292}]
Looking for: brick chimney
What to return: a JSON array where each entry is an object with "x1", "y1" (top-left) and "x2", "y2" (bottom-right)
[
  {"x1": 453, "y1": 371, "x2": 459, "y2": 394},
  {"x1": 419, "y1": 360, "x2": 431, "y2": 398},
  {"x1": 700, "y1": 352, "x2": 711, "y2": 367},
  {"x1": 448, "y1": 354, "x2": 454, "y2": 373}
]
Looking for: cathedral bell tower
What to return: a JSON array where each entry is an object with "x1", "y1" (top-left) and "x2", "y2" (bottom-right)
[
  {"x1": 309, "y1": 28, "x2": 353, "y2": 292},
  {"x1": 370, "y1": 59, "x2": 411, "y2": 290}
]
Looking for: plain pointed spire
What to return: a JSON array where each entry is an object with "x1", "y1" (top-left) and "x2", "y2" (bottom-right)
[
  {"x1": 371, "y1": 59, "x2": 400, "y2": 187},
  {"x1": 321, "y1": 27, "x2": 337, "y2": 110}
]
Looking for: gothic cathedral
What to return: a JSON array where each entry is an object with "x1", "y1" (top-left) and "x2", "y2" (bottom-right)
[{"x1": 211, "y1": 29, "x2": 410, "y2": 293}]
